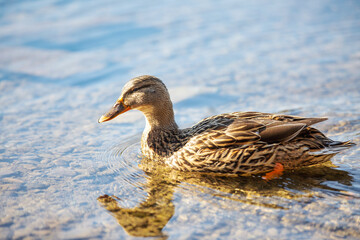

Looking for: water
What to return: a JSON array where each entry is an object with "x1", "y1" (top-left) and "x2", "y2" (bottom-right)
[{"x1": 1, "y1": 0, "x2": 360, "y2": 239}]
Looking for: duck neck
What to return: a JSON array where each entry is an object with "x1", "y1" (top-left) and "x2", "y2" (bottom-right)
[
  {"x1": 139, "y1": 102, "x2": 178, "y2": 137},
  {"x1": 142, "y1": 104, "x2": 178, "y2": 133},
  {"x1": 140, "y1": 104, "x2": 180, "y2": 160}
]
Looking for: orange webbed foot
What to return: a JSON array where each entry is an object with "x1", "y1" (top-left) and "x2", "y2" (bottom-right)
[{"x1": 262, "y1": 163, "x2": 284, "y2": 181}]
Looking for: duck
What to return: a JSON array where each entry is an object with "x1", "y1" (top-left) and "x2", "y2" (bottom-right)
[{"x1": 98, "y1": 75, "x2": 353, "y2": 178}]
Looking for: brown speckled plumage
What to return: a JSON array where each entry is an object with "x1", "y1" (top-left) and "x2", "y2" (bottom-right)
[{"x1": 99, "y1": 75, "x2": 353, "y2": 175}]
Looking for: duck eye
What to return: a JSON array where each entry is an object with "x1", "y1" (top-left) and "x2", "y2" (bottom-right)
[{"x1": 129, "y1": 84, "x2": 152, "y2": 94}]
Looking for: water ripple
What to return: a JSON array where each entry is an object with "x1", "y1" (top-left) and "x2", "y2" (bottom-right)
[{"x1": 94, "y1": 135, "x2": 149, "y2": 206}]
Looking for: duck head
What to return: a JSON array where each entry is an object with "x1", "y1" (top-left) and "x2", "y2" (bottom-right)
[{"x1": 98, "y1": 75, "x2": 177, "y2": 129}]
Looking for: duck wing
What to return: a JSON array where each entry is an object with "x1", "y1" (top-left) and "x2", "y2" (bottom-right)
[
  {"x1": 169, "y1": 112, "x2": 331, "y2": 174},
  {"x1": 190, "y1": 112, "x2": 328, "y2": 148},
  {"x1": 199, "y1": 120, "x2": 307, "y2": 148},
  {"x1": 258, "y1": 123, "x2": 306, "y2": 143},
  {"x1": 209, "y1": 120, "x2": 264, "y2": 147}
]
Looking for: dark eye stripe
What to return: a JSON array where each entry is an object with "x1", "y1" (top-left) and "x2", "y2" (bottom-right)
[
  {"x1": 129, "y1": 84, "x2": 152, "y2": 93},
  {"x1": 124, "y1": 84, "x2": 153, "y2": 100}
]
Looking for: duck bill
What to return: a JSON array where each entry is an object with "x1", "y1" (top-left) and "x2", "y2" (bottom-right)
[{"x1": 98, "y1": 99, "x2": 131, "y2": 123}]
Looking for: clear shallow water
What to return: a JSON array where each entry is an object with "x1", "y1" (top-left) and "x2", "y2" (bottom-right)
[{"x1": 0, "y1": 0, "x2": 360, "y2": 239}]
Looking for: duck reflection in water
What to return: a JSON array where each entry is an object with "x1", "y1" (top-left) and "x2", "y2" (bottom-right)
[
  {"x1": 98, "y1": 178, "x2": 175, "y2": 238},
  {"x1": 98, "y1": 158, "x2": 354, "y2": 238}
]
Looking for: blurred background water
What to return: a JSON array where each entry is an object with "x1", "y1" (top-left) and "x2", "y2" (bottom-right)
[{"x1": 1, "y1": 0, "x2": 360, "y2": 239}]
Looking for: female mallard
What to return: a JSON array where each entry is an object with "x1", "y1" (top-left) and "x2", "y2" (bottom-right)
[{"x1": 99, "y1": 75, "x2": 353, "y2": 177}]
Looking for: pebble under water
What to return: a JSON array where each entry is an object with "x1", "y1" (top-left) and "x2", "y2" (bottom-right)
[{"x1": 1, "y1": 0, "x2": 360, "y2": 239}]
